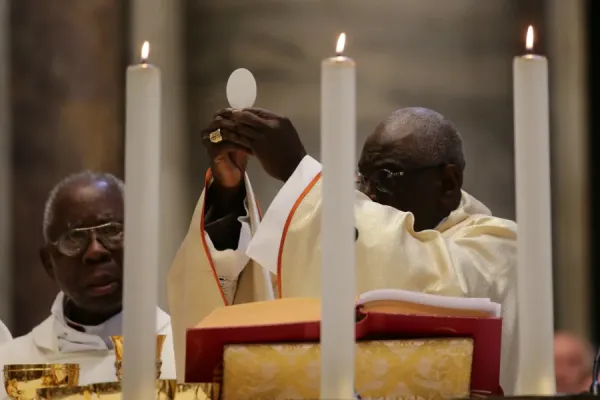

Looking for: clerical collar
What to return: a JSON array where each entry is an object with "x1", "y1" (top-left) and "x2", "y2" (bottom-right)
[
  {"x1": 51, "y1": 292, "x2": 123, "y2": 349},
  {"x1": 61, "y1": 297, "x2": 115, "y2": 332}
]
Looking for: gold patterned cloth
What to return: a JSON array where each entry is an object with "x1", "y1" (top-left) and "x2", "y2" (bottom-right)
[{"x1": 220, "y1": 338, "x2": 473, "y2": 400}]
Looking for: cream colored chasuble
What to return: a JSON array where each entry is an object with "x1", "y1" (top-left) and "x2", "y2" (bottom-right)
[
  {"x1": 167, "y1": 172, "x2": 275, "y2": 381},
  {"x1": 167, "y1": 156, "x2": 518, "y2": 393}
]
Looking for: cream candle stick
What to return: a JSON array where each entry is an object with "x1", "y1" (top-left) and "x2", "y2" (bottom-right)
[
  {"x1": 513, "y1": 26, "x2": 555, "y2": 395},
  {"x1": 123, "y1": 41, "x2": 162, "y2": 400},
  {"x1": 320, "y1": 32, "x2": 357, "y2": 399}
]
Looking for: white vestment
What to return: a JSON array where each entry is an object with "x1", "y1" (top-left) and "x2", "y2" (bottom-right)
[
  {"x1": 0, "y1": 293, "x2": 176, "y2": 399},
  {"x1": 168, "y1": 173, "x2": 275, "y2": 381},
  {"x1": 168, "y1": 155, "x2": 518, "y2": 394},
  {"x1": 0, "y1": 320, "x2": 10, "y2": 346}
]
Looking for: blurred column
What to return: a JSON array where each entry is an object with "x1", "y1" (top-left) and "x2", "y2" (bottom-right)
[
  {"x1": 546, "y1": 0, "x2": 590, "y2": 337},
  {"x1": 10, "y1": 0, "x2": 126, "y2": 334},
  {"x1": 130, "y1": 0, "x2": 189, "y2": 309},
  {"x1": 0, "y1": 0, "x2": 12, "y2": 328}
]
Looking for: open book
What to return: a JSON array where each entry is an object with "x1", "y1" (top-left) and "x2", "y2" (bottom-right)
[
  {"x1": 185, "y1": 289, "x2": 503, "y2": 395},
  {"x1": 195, "y1": 288, "x2": 501, "y2": 331},
  {"x1": 357, "y1": 288, "x2": 501, "y2": 318}
]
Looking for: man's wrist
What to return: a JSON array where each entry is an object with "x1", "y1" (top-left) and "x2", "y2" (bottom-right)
[
  {"x1": 206, "y1": 181, "x2": 246, "y2": 222},
  {"x1": 209, "y1": 181, "x2": 245, "y2": 203},
  {"x1": 204, "y1": 181, "x2": 247, "y2": 250},
  {"x1": 279, "y1": 151, "x2": 307, "y2": 182}
]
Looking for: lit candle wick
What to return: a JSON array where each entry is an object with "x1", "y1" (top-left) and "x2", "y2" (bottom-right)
[
  {"x1": 336, "y1": 33, "x2": 346, "y2": 57},
  {"x1": 141, "y1": 41, "x2": 150, "y2": 64},
  {"x1": 526, "y1": 25, "x2": 534, "y2": 53}
]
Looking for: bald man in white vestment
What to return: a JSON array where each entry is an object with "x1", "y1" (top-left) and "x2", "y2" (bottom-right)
[
  {"x1": 168, "y1": 107, "x2": 518, "y2": 393},
  {"x1": 0, "y1": 320, "x2": 11, "y2": 346},
  {"x1": 0, "y1": 172, "x2": 175, "y2": 398}
]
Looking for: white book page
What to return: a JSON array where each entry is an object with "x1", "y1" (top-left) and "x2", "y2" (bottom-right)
[{"x1": 357, "y1": 289, "x2": 501, "y2": 317}]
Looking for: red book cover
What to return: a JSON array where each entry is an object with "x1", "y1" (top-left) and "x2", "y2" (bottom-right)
[{"x1": 185, "y1": 300, "x2": 503, "y2": 395}]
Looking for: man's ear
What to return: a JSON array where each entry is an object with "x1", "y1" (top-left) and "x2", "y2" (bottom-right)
[
  {"x1": 440, "y1": 164, "x2": 462, "y2": 194},
  {"x1": 39, "y1": 246, "x2": 55, "y2": 280},
  {"x1": 439, "y1": 165, "x2": 462, "y2": 212}
]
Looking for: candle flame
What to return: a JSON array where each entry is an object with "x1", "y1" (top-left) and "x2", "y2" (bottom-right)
[
  {"x1": 525, "y1": 26, "x2": 534, "y2": 52},
  {"x1": 141, "y1": 41, "x2": 150, "y2": 63},
  {"x1": 336, "y1": 33, "x2": 346, "y2": 56}
]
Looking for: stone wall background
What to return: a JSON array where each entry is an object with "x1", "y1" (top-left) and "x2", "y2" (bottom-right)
[{"x1": 10, "y1": 0, "x2": 126, "y2": 335}]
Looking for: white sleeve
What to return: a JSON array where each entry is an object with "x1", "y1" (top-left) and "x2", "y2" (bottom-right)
[
  {"x1": 203, "y1": 216, "x2": 251, "y2": 273},
  {"x1": 246, "y1": 155, "x2": 322, "y2": 274},
  {"x1": 203, "y1": 198, "x2": 253, "y2": 303}
]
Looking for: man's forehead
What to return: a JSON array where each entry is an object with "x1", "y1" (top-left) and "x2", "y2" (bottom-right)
[
  {"x1": 555, "y1": 335, "x2": 586, "y2": 355},
  {"x1": 361, "y1": 131, "x2": 418, "y2": 167},
  {"x1": 51, "y1": 180, "x2": 123, "y2": 227},
  {"x1": 68, "y1": 180, "x2": 114, "y2": 201}
]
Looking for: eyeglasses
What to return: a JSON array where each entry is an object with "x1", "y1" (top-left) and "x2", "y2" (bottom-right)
[
  {"x1": 50, "y1": 222, "x2": 124, "y2": 257},
  {"x1": 357, "y1": 164, "x2": 445, "y2": 194},
  {"x1": 356, "y1": 169, "x2": 405, "y2": 194}
]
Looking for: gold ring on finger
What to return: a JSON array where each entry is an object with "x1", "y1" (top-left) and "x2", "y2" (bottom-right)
[{"x1": 209, "y1": 129, "x2": 223, "y2": 143}]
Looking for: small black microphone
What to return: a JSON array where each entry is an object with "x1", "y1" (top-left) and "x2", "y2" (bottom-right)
[{"x1": 589, "y1": 346, "x2": 600, "y2": 394}]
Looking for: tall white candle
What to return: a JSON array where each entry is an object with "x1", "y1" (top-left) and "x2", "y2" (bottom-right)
[
  {"x1": 513, "y1": 26, "x2": 555, "y2": 395},
  {"x1": 123, "y1": 41, "x2": 161, "y2": 400},
  {"x1": 320, "y1": 32, "x2": 356, "y2": 399}
]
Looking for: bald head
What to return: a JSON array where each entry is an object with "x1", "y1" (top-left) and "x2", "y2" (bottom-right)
[
  {"x1": 554, "y1": 331, "x2": 594, "y2": 393},
  {"x1": 357, "y1": 107, "x2": 465, "y2": 231},
  {"x1": 363, "y1": 107, "x2": 465, "y2": 171},
  {"x1": 43, "y1": 171, "x2": 124, "y2": 242}
]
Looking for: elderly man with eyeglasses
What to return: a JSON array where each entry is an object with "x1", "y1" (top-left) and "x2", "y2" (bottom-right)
[
  {"x1": 168, "y1": 107, "x2": 518, "y2": 393},
  {"x1": 0, "y1": 171, "x2": 176, "y2": 394}
]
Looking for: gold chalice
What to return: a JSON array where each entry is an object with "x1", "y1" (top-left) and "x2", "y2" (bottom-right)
[
  {"x1": 87, "y1": 381, "x2": 213, "y2": 400},
  {"x1": 156, "y1": 380, "x2": 213, "y2": 400},
  {"x1": 175, "y1": 383, "x2": 213, "y2": 400},
  {"x1": 109, "y1": 335, "x2": 166, "y2": 382},
  {"x1": 3, "y1": 364, "x2": 79, "y2": 400},
  {"x1": 36, "y1": 385, "x2": 93, "y2": 399},
  {"x1": 87, "y1": 382, "x2": 121, "y2": 399},
  {"x1": 155, "y1": 380, "x2": 176, "y2": 400},
  {"x1": 88, "y1": 380, "x2": 180, "y2": 400}
]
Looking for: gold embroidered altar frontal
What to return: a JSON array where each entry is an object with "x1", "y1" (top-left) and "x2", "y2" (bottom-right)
[{"x1": 221, "y1": 337, "x2": 474, "y2": 400}]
